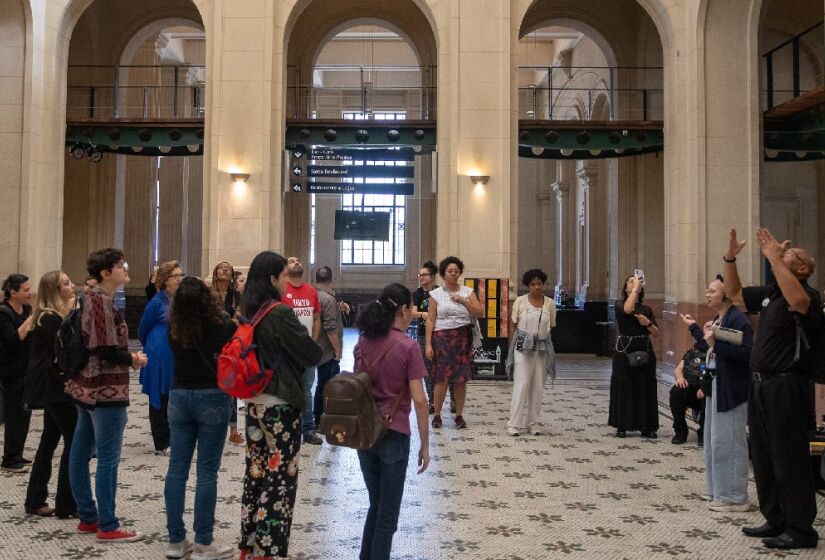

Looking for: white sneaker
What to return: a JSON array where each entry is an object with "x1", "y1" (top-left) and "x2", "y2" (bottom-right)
[
  {"x1": 191, "y1": 542, "x2": 234, "y2": 560},
  {"x1": 506, "y1": 427, "x2": 520, "y2": 436},
  {"x1": 167, "y1": 538, "x2": 193, "y2": 559},
  {"x1": 708, "y1": 502, "x2": 753, "y2": 512}
]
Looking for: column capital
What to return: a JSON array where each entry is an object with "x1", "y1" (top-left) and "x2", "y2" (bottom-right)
[
  {"x1": 552, "y1": 180, "x2": 571, "y2": 201},
  {"x1": 576, "y1": 165, "x2": 598, "y2": 192}
]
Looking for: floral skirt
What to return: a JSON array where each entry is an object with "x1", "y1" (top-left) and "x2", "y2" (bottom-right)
[
  {"x1": 431, "y1": 325, "x2": 475, "y2": 384},
  {"x1": 241, "y1": 403, "x2": 302, "y2": 558}
]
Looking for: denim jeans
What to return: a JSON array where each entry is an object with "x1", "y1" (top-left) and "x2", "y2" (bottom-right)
[
  {"x1": 357, "y1": 430, "x2": 410, "y2": 560},
  {"x1": 164, "y1": 388, "x2": 231, "y2": 546},
  {"x1": 301, "y1": 366, "x2": 316, "y2": 435},
  {"x1": 704, "y1": 378, "x2": 749, "y2": 504},
  {"x1": 314, "y1": 359, "x2": 340, "y2": 427},
  {"x1": 69, "y1": 405, "x2": 128, "y2": 532}
]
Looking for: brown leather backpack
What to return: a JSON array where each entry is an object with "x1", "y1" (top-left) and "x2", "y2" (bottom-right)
[{"x1": 318, "y1": 338, "x2": 403, "y2": 449}]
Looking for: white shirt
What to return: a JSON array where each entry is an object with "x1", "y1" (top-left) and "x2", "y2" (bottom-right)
[{"x1": 431, "y1": 285, "x2": 474, "y2": 331}]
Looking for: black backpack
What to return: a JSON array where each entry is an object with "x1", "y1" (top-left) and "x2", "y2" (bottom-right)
[
  {"x1": 793, "y1": 294, "x2": 825, "y2": 385},
  {"x1": 55, "y1": 298, "x2": 89, "y2": 375}
]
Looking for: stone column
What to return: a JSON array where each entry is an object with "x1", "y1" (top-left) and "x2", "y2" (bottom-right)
[{"x1": 552, "y1": 176, "x2": 574, "y2": 304}]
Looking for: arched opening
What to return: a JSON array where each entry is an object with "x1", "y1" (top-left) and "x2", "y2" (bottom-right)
[
  {"x1": 282, "y1": 0, "x2": 438, "y2": 308},
  {"x1": 758, "y1": 0, "x2": 824, "y2": 289},
  {"x1": 516, "y1": 0, "x2": 665, "y2": 355},
  {"x1": 0, "y1": 0, "x2": 30, "y2": 276},
  {"x1": 61, "y1": 0, "x2": 205, "y2": 324}
]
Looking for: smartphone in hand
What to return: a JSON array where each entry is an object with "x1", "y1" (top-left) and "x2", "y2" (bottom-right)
[{"x1": 634, "y1": 269, "x2": 646, "y2": 285}]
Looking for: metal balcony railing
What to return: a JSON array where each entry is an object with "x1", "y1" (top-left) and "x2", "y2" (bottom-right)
[
  {"x1": 517, "y1": 65, "x2": 663, "y2": 122},
  {"x1": 287, "y1": 64, "x2": 437, "y2": 120},
  {"x1": 762, "y1": 21, "x2": 824, "y2": 110},
  {"x1": 66, "y1": 64, "x2": 206, "y2": 120}
]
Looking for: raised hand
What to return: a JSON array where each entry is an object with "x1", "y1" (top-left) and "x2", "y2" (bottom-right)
[
  {"x1": 755, "y1": 228, "x2": 787, "y2": 260},
  {"x1": 679, "y1": 313, "x2": 696, "y2": 327},
  {"x1": 726, "y1": 229, "x2": 747, "y2": 259}
]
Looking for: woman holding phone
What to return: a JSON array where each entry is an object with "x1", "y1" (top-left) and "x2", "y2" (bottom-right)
[{"x1": 608, "y1": 272, "x2": 660, "y2": 438}]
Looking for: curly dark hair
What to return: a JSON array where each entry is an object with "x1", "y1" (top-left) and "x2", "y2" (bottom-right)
[
  {"x1": 169, "y1": 277, "x2": 226, "y2": 349},
  {"x1": 2, "y1": 274, "x2": 29, "y2": 300},
  {"x1": 521, "y1": 268, "x2": 548, "y2": 286},
  {"x1": 358, "y1": 283, "x2": 411, "y2": 339},
  {"x1": 420, "y1": 260, "x2": 437, "y2": 276},
  {"x1": 87, "y1": 248, "x2": 125, "y2": 282},
  {"x1": 438, "y1": 256, "x2": 464, "y2": 278},
  {"x1": 621, "y1": 274, "x2": 645, "y2": 303}
]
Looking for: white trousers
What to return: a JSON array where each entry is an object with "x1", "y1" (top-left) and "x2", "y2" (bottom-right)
[{"x1": 508, "y1": 348, "x2": 546, "y2": 430}]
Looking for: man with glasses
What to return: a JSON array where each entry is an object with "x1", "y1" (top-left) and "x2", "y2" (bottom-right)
[
  {"x1": 723, "y1": 228, "x2": 822, "y2": 550},
  {"x1": 65, "y1": 248, "x2": 149, "y2": 543}
]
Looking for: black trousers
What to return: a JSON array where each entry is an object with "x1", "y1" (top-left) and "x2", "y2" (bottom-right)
[
  {"x1": 25, "y1": 401, "x2": 77, "y2": 515},
  {"x1": 748, "y1": 375, "x2": 818, "y2": 542},
  {"x1": 148, "y1": 394, "x2": 170, "y2": 451},
  {"x1": 1, "y1": 377, "x2": 32, "y2": 467},
  {"x1": 669, "y1": 384, "x2": 705, "y2": 437}
]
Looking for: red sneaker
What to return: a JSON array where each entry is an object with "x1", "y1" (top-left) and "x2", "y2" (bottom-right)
[
  {"x1": 77, "y1": 521, "x2": 98, "y2": 534},
  {"x1": 96, "y1": 528, "x2": 144, "y2": 542}
]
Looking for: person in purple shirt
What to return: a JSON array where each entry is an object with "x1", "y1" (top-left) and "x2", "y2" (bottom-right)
[{"x1": 354, "y1": 283, "x2": 430, "y2": 560}]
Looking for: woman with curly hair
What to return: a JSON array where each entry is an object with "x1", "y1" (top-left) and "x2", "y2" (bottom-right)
[
  {"x1": 138, "y1": 260, "x2": 183, "y2": 454},
  {"x1": 425, "y1": 256, "x2": 484, "y2": 429},
  {"x1": 238, "y1": 251, "x2": 321, "y2": 560},
  {"x1": 164, "y1": 276, "x2": 237, "y2": 559},
  {"x1": 211, "y1": 261, "x2": 244, "y2": 445}
]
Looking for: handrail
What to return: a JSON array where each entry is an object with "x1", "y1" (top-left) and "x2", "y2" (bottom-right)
[
  {"x1": 762, "y1": 20, "x2": 824, "y2": 109},
  {"x1": 762, "y1": 21, "x2": 823, "y2": 57}
]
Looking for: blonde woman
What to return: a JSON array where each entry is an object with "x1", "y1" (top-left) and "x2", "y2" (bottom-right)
[{"x1": 22, "y1": 271, "x2": 77, "y2": 517}]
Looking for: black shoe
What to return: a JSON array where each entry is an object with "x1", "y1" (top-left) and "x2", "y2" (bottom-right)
[
  {"x1": 18, "y1": 458, "x2": 32, "y2": 465},
  {"x1": 0, "y1": 463, "x2": 29, "y2": 473},
  {"x1": 303, "y1": 433, "x2": 323, "y2": 445},
  {"x1": 762, "y1": 533, "x2": 818, "y2": 549},
  {"x1": 742, "y1": 524, "x2": 784, "y2": 538},
  {"x1": 642, "y1": 431, "x2": 658, "y2": 439},
  {"x1": 615, "y1": 430, "x2": 626, "y2": 438},
  {"x1": 671, "y1": 433, "x2": 687, "y2": 444}
]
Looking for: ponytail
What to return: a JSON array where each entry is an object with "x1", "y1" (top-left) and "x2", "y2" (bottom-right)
[{"x1": 358, "y1": 283, "x2": 412, "y2": 339}]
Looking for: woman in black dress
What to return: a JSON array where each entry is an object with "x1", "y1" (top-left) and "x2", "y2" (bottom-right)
[{"x1": 608, "y1": 274, "x2": 660, "y2": 438}]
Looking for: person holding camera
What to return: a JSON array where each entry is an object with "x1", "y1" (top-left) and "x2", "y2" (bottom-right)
[
  {"x1": 669, "y1": 313, "x2": 709, "y2": 446},
  {"x1": 608, "y1": 273, "x2": 660, "y2": 439},
  {"x1": 506, "y1": 269, "x2": 556, "y2": 436},
  {"x1": 694, "y1": 276, "x2": 753, "y2": 513},
  {"x1": 724, "y1": 228, "x2": 822, "y2": 550}
]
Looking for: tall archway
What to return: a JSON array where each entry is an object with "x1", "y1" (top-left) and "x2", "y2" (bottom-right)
[
  {"x1": 281, "y1": 0, "x2": 438, "y2": 297},
  {"x1": 516, "y1": 1, "x2": 665, "y2": 355}
]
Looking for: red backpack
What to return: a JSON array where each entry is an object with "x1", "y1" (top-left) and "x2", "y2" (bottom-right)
[{"x1": 217, "y1": 301, "x2": 281, "y2": 399}]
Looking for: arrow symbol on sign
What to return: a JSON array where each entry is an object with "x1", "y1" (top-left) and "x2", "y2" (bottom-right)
[
  {"x1": 292, "y1": 166, "x2": 303, "y2": 176},
  {"x1": 292, "y1": 183, "x2": 302, "y2": 192},
  {"x1": 292, "y1": 150, "x2": 304, "y2": 159}
]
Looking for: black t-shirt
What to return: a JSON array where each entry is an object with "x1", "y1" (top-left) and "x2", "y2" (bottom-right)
[
  {"x1": 743, "y1": 282, "x2": 822, "y2": 374},
  {"x1": 169, "y1": 318, "x2": 237, "y2": 390},
  {"x1": 0, "y1": 302, "x2": 32, "y2": 380},
  {"x1": 681, "y1": 347, "x2": 705, "y2": 385},
  {"x1": 412, "y1": 287, "x2": 431, "y2": 336}
]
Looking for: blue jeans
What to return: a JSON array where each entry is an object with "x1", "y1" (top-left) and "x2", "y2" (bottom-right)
[
  {"x1": 314, "y1": 359, "x2": 340, "y2": 426},
  {"x1": 69, "y1": 405, "x2": 128, "y2": 532},
  {"x1": 165, "y1": 389, "x2": 231, "y2": 545},
  {"x1": 357, "y1": 430, "x2": 410, "y2": 560},
  {"x1": 704, "y1": 378, "x2": 749, "y2": 504},
  {"x1": 301, "y1": 366, "x2": 316, "y2": 435}
]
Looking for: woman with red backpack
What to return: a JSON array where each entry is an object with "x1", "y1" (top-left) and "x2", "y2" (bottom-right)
[{"x1": 237, "y1": 251, "x2": 321, "y2": 560}]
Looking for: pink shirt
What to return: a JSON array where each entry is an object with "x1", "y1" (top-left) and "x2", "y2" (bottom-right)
[{"x1": 353, "y1": 329, "x2": 427, "y2": 435}]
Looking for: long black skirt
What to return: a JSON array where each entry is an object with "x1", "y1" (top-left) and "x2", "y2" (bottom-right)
[{"x1": 607, "y1": 353, "x2": 659, "y2": 433}]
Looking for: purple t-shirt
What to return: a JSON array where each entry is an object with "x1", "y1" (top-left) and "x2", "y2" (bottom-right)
[{"x1": 353, "y1": 329, "x2": 427, "y2": 435}]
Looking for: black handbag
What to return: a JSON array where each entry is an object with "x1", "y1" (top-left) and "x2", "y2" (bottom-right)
[
  {"x1": 626, "y1": 350, "x2": 649, "y2": 367},
  {"x1": 616, "y1": 335, "x2": 650, "y2": 368}
]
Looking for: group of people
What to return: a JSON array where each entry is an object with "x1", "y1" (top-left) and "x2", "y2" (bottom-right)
[
  {"x1": 610, "y1": 228, "x2": 822, "y2": 550},
  {"x1": 0, "y1": 226, "x2": 821, "y2": 557}
]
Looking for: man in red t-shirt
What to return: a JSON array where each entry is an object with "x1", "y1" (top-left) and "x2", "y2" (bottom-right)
[{"x1": 281, "y1": 256, "x2": 323, "y2": 444}]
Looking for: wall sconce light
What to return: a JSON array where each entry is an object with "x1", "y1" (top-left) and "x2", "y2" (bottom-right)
[
  {"x1": 469, "y1": 175, "x2": 489, "y2": 186},
  {"x1": 230, "y1": 173, "x2": 250, "y2": 183}
]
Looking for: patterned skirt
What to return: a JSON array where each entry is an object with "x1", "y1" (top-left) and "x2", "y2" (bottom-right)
[{"x1": 431, "y1": 325, "x2": 475, "y2": 384}]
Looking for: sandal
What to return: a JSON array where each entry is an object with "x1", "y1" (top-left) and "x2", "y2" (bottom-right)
[
  {"x1": 455, "y1": 415, "x2": 467, "y2": 429},
  {"x1": 431, "y1": 414, "x2": 442, "y2": 429}
]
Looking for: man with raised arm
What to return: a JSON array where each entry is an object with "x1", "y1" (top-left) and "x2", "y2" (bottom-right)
[{"x1": 723, "y1": 228, "x2": 821, "y2": 550}]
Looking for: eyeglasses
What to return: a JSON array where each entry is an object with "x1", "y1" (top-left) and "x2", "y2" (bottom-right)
[
  {"x1": 113, "y1": 261, "x2": 129, "y2": 273},
  {"x1": 417, "y1": 273, "x2": 432, "y2": 278},
  {"x1": 786, "y1": 248, "x2": 807, "y2": 269},
  {"x1": 169, "y1": 273, "x2": 185, "y2": 279}
]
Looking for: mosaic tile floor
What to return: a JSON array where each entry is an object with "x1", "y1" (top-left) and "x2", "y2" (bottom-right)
[{"x1": 1, "y1": 348, "x2": 823, "y2": 560}]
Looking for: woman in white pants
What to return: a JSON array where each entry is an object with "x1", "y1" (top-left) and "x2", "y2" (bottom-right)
[{"x1": 506, "y1": 269, "x2": 556, "y2": 436}]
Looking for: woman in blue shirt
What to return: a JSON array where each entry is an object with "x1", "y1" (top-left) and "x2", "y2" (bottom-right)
[{"x1": 138, "y1": 260, "x2": 183, "y2": 454}]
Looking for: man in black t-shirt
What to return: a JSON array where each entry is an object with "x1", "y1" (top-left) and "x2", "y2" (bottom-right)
[{"x1": 724, "y1": 228, "x2": 821, "y2": 550}]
